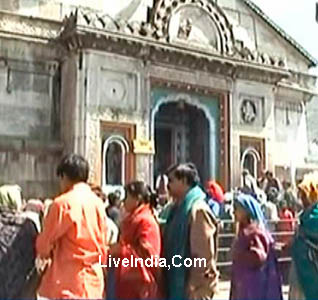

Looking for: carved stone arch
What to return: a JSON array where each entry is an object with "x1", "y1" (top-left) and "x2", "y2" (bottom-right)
[
  {"x1": 152, "y1": 0, "x2": 235, "y2": 54},
  {"x1": 241, "y1": 147, "x2": 261, "y2": 178}
]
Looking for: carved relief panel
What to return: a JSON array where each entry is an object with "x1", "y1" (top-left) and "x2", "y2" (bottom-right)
[
  {"x1": 99, "y1": 68, "x2": 138, "y2": 110},
  {"x1": 169, "y1": 6, "x2": 220, "y2": 51},
  {"x1": 153, "y1": 0, "x2": 234, "y2": 54},
  {"x1": 238, "y1": 94, "x2": 264, "y2": 127}
]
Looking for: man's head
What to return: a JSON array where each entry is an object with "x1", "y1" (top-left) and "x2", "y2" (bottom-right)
[
  {"x1": 280, "y1": 200, "x2": 288, "y2": 209},
  {"x1": 242, "y1": 169, "x2": 250, "y2": 176},
  {"x1": 56, "y1": 154, "x2": 89, "y2": 193},
  {"x1": 267, "y1": 187, "x2": 279, "y2": 203},
  {"x1": 298, "y1": 171, "x2": 318, "y2": 209},
  {"x1": 108, "y1": 191, "x2": 121, "y2": 208},
  {"x1": 265, "y1": 171, "x2": 273, "y2": 179},
  {"x1": 282, "y1": 180, "x2": 291, "y2": 190},
  {"x1": 166, "y1": 162, "x2": 200, "y2": 200}
]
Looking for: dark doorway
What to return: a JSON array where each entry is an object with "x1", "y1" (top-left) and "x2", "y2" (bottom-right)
[{"x1": 154, "y1": 102, "x2": 210, "y2": 184}]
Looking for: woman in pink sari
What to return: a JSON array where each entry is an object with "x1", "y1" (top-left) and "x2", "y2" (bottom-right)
[
  {"x1": 230, "y1": 193, "x2": 283, "y2": 300},
  {"x1": 109, "y1": 181, "x2": 163, "y2": 300}
]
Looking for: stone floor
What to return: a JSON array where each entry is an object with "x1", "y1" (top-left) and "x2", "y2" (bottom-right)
[{"x1": 214, "y1": 281, "x2": 289, "y2": 300}]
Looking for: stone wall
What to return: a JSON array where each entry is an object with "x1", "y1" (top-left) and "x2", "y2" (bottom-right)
[
  {"x1": 274, "y1": 101, "x2": 303, "y2": 166},
  {"x1": 0, "y1": 0, "x2": 153, "y2": 22},
  {"x1": 0, "y1": 21, "x2": 62, "y2": 198},
  {"x1": 80, "y1": 51, "x2": 151, "y2": 185},
  {"x1": 273, "y1": 76, "x2": 314, "y2": 172},
  {"x1": 230, "y1": 79, "x2": 275, "y2": 186},
  {"x1": 0, "y1": 0, "x2": 77, "y2": 20},
  {"x1": 0, "y1": 143, "x2": 62, "y2": 199},
  {"x1": 0, "y1": 60, "x2": 59, "y2": 140},
  {"x1": 306, "y1": 96, "x2": 318, "y2": 160}
]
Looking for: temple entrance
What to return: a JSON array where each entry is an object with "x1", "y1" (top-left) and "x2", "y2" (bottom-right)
[{"x1": 154, "y1": 102, "x2": 210, "y2": 184}]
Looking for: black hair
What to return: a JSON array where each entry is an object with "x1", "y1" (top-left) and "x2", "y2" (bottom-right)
[
  {"x1": 108, "y1": 191, "x2": 121, "y2": 206},
  {"x1": 265, "y1": 171, "x2": 273, "y2": 177},
  {"x1": 56, "y1": 153, "x2": 89, "y2": 182},
  {"x1": 242, "y1": 169, "x2": 250, "y2": 176},
  {"x1": 239, "y1": 186, "x2": 254, "y2": 195},
  {"x1": 267, "y1": 187, "x2": 279, "y2": 202},
  {"x1": 166, "y1": 162, "x2": 200, "y2": 187},
  {"x1": 125, "y1": 181, "x2": 158, "y2": 208}
]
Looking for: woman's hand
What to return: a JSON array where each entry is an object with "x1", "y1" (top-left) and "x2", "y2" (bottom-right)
[{"x1": 35, "y1": 257, "x2": 52, "y2": 273}]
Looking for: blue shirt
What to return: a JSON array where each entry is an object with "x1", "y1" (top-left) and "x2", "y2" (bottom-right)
[{"x1": 207, "y1": 198, "x2": 220, "y2": 218}]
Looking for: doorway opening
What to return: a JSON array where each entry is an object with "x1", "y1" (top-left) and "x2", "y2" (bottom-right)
[{"x1": 154, "y1": 102, "x2": 210, "y2": 183}]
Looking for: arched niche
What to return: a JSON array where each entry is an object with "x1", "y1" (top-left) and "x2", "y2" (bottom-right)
[
  {"x1": 241, "y1": 147, "x2": 261, "y2": 178},
  {"x1": 102, "y1": 135, "x2": 130, "y2": 186}
]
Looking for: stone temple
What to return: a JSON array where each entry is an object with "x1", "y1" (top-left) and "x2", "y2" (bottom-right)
[{"x1": 0, "y1": 0, "x2": 317, "y2": 197}]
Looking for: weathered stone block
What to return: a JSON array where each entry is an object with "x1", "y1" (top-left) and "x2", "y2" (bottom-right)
[
  {"x1": 98, "y1": 68, "x2": 138, "y2": 111},
  {"x1": 0, "y1": 137, "x2": 23, "y2": 151}
]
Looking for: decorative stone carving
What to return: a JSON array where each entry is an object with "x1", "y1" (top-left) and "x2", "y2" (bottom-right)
[
  {"x1": 57, "y1": 3, "x2": 294, "y2": 75},
  {"x1": 233, "y1": 38, "x2": 287, "y2": 68},
  {"x1": 99, "y1": 68, "x2": 137, "y2": 110},
  {"x1": 239, "y1": 95, "x2": 264, "y2": 127},
  {"x1": 178, "y1": 19, "x2": 192, "y2": 40},
  {"x1": 275, "y1": 101, "x2": 302, "y2": 112},
  {"x1": 59, "y1": 0, "x2": 234, "y2": 54},
  {"x1": 104, "y1": 79, "x2": 127, "y2": 102},
  {"x1": 241, "y1": 99, "x2": 257, "y2": 124},
  {"x1": 153, "y1": 0, "x2": 235, "y2": 54},
  {"x1": 231, "y1": 24, "x2": 287, "y2": 68},
  {"x1": 169, "y1": 6, "x2": 219, "y2": 51},
  {"x1": 285, "y1": 71, "x2": 317, "y2": 91}
]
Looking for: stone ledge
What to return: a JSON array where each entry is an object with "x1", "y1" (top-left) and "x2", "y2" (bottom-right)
[
  {"x1": 0, "y1": 136, "x2": 64, "y2": 153},
  {"x1": 0, "y1": 9, "x2": 61, "y2": 40}
]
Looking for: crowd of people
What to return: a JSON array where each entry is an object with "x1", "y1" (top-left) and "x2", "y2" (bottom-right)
[
  {"x1": 0, "y1": 153, "x2": 318, "y2": 300},
  {"x1": 227, "y1": 170, "x2": 300, "y2": 235}
]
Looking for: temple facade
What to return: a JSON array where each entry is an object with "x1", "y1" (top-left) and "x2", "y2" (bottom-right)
[{"x1": 0, "y1": 0, "x2": 316, "y2": 197}]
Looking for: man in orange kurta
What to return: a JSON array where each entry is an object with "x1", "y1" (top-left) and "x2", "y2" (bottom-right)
[{"x1": 36, "y1": 154, "x2": 108, "y2": 299}]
